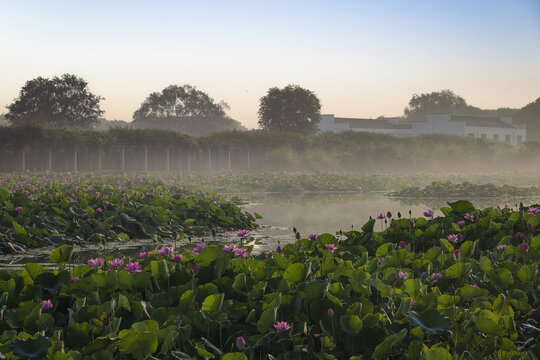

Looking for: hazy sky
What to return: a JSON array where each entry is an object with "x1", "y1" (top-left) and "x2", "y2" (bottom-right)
[{"x1": 1, "y1": 0, "x2": 539, "y2": 128}]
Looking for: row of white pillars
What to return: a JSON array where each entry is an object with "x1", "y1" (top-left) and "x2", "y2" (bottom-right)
[{"x1": 17, "y1": 147, "x2": 251, "y2": 172}]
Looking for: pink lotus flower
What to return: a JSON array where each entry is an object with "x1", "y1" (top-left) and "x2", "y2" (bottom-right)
[
  {"x1": 520, "y1": 243, "x2": 529, "y2": 252},
  {"x1": 431, "y1": 272, "x2": 442, "y2": 283},
  {"x1": 327, "y1": 308, "x2": 334, "y2": 317},
  {"x1": 516, "y1": 232, "x2": 523, "y2": 239},
  {"x1": 456, "y1": 220, "x2": 466, "y2": 228},
  {"x1": 398, "y1": 241, "x2": 406, "y2": 249},
  {"x1": 378, "y1": 257, "x2": 385, "y2": 264},
  {"x1": 527, "y1": 206, "x2": 540, "y2": 216},
  {"x1": 295, "y1": 232, "x2": 301, "y2": 240},
  {"x1": 124, "y1": 261, "x2": 142, "y2": 274},
  {"x1": 236, "y1": 336, "x2": 246, "y2": 350},
  {"x1": 195, "y1": 204, "x2": 201, "y2": 210},
  {"x1": 234, "y1": 248, "x2": 250, "y2": 259},
  {"x1": 410, "y1": 299, "x2": 416, "y2": 307},
  {"x1": 453, "y1": 249, "x2": 461, "y2": 260},
  {"x1": 236, "y1": 229, "x2": 251, "y2": 238},
  {"x1": 260, "y1": 251, "x2": 268, "y2": 259},
  {"x1": 276, "y1": 245, "x2": 284, "y2": 256},
  {"x1": 171, "y1": 230, "x2": 178, "y2": 239},
  {"x1": 396, "y1": 271, "x2": 408, "y2": 282},
  {"x1": 308, "y1": 232, "x2": 318, "y2": 240},
  {"x1": 464, "y1": 213, "x2": 475, "y2": 222},
  {"x1": 70, "y1": 276, "x2": 79, "y2": 283},
  {"x1": 96, "y1": 208, "x2": 103, "y2": 213},
  {"x1": 273, "y1": 321, "x2": 291, "y2": 332},
  {"x1": 325, "y1": 243, "x2": 338, "y2": 253},
  {"x1": 108, "y1": 258, "x2": 124, "y2": 271},
  {"x1": 88, "y1": 257, "x2": 104, "y2": 269},
  {"x1": 223, "y1": 244, "x2": 237, "y2": 253},
  {"x1": 86, "y1": 218, "x2": 92, "y2": 224},
  {"x1": 409, "y1": 220, "x2": 415, "y2": 228},
  {"x1": 423, "y1": 209, "x2": 434, "y2": 218},
  {"x1": 158, "y1": 246, "x2": 174, "y2": 256},
  {"x1": 172, "y1": 254, "x2": 182, "y2": 263},
  {"x1": 447, "y1": 234, "x2": 460, "y2": 243},
  {"x1": 376, "y1": 213, "x2": 386, "y2": 220},
  {"x1": 192, "y1": 242, "x2": 206, "y2": 255},
  {"x1": 42, "y1": 299, "x2": 53, "y2": 311},
  {"x1": 497, "y1": 244, "x2": 507, "y2": 252},
  {"x1": 190, "y1": 263, "x2": 201, "y2": 277},
  {"x1": 139, "y1": 251, "x2": 149, "y2": 259},
  {"x1": 15, "y1": 206, "x2": 23, "y2": 212},
  {"x1": 469, "y1": 284, "x2": 479, "y2": 288}
]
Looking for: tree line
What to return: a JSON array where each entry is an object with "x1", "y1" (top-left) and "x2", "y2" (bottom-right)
[{"x1": 1, "y1": 74, "x2": 539, "y2": 140}]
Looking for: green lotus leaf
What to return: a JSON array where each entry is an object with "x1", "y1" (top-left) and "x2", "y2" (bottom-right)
[
  {"x1": 201, "y1": 293, "x2": 224, "y2": 313},
  {"x1": 448, "y1": 200, "x2": 475, "y2": 215},
  {"x1": 34, "y1": 270, "x2": 70, "y2": 292},
  {"x1": 49, "y1": 245, "x2": 74, "y2": 263},
  {"x1": 257, "y1": 306, "x2": 277, "y2": 333},
  {"x1": 11, "y1": 335, "x2": 51, "y2": 360},
  {"x1": 407, "y1": 310, "x2": 451, "y2": 335},
  {"x1": 283, "y1": 263, "x2": 305, "y2": 285},
  {"x1": 82, "y1": 337, "x2": 119, "y2": 355},
  {"x1": 118, "y1": 331, "x2": 158, "y2": 360},
  {"x1": 65, "y1": 322, "x2": 93, "y2": 348},
  {"x1": 422, "y1": 346, "x2": 451, "y2": 360},
  {"x1": 473, "y1": 310, "x2": 504, "y2": 336}
]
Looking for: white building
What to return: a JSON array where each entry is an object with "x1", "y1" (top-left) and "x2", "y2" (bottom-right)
[
  {"x1": 412, "y1": 114, "x2": 526, "y2": 145},
  {"x1": 319, "y1": 115, "x2": 412, "y2": 135},
  {"x1": 319, "y1": 113, "x2": 526, "y2": 145}
]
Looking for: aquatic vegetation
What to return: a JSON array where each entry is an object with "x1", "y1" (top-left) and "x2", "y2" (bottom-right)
[
  {"x1": 391, "y1": 180, "x2": 540, "y2": 198},
  {"x1": 0, "y1": 201, "x2": 538, "y2": 359},
  {"x1": 0, "y1": 173, "x2": 257, "y2": 252}
]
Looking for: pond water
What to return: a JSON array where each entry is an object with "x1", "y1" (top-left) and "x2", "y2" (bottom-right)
[{"x1": 1, "y1": 192, "x2": 537, "y2": 268}]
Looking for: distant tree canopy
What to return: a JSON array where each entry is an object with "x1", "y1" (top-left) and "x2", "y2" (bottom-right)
[
  {"x1": 5, "y1": 74, "x2": 104, "y2": 128},
  {"x1": 515, "y1": 97, "x2": 540, "y2": 142},
  {"x1": 403, "y1": 90, "x2": 472, "y2": 121},
  {"x1": 132, "y1": 85, "x2": 245, "y2": 137},
  {"x1": 258, "y1": 85, "x2": 321, "y2": 134}
]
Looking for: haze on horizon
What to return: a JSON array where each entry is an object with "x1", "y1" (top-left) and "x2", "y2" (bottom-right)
[{"x1": 1, "y1": 0, "x2": 539, "y2": 129}]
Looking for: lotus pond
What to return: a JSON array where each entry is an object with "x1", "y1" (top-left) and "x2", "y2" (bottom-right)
[{"x1": 0, "y1": 173, "x2": 539, "y2": 359}]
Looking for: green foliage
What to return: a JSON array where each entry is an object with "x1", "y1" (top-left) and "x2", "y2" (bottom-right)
[
  {"x1": 0, "y1": 199, "x2": 538, "y2": 359},
  {"x1": 5, "y1": 74, "x2": 103, "y2": 128},
  {"x1": 258, "y1": 84, "x2": 321, "y2": 134}
]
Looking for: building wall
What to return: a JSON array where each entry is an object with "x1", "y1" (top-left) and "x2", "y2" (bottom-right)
[
  {"x1": 318, "y1": 115, "x2": 349, "y2": 133},
  {"x1": 411, "y1": 114, "x2": 466, "y2": 136},
  {"x1": 466, "y1": 125, "x2": 526, "y2": 145}
]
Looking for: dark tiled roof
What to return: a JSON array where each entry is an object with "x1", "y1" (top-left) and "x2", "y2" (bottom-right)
[
  {"x1": 450, "y1": 115, "x2": 515, "y2": 129},
  {"x1": 334, "y1": 117, "x2": 411, "y2": 130}
]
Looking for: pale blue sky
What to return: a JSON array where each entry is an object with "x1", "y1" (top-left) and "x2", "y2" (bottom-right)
[{"x1": 1, "y1": 0, "x2": 539, "y2": 128}]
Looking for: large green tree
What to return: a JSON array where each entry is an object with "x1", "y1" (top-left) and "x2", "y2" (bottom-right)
[
  {"x1": 5, "y1": 74, "x2": 104, "y2": 128},
  {"x1": 258, "y1": 85, "x2": 321, "y2": 134},
  {"x1": 403, "y1": 89, "x2": 473, "y2": 122},
  {"x1": 132, "y1": 85, "x2": 245, "y2": 136},
  {"x1": 515, "y1": 97, "x2": 540, "y2": 142}
]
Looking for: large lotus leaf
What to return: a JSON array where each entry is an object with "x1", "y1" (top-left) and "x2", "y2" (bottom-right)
[
  {"x1": 407, "y1": 310, "x2": 451, "y2": 335},
  {"x1": 222, "y1": 353, "x2": 248, "y2": 360},
  {"x1": 197, "y1": 245, "x2": 226, "y2": 267},
  {"x1": 82, "y1": 337, "x2": 119, "y2": 355},
  {"x1": 361, "y1": 219, "x2": 375, "y2": 233},
  {"x1": 12, "y1": 221, "x2": 28, "y2": 236},
  {"x1": 448, "y1": 200, "x2": 475, "y2": 215},
  {"x1": 439, "y1": 238, "x2": 454, "y2": 254},
  {"x1": 283, "y1": 263, "x2": 305, "y2": 285},
  {"x1": 49, "y1": 245, "x2": 74, "y2": 263},
  {"x1": 473, "y1": 310, "x2": 504, "y2": 336},
  {"x1": 12, "y1": 335, "x2": 51, "y2": 360},
  {"x1": 118, "y1": 331, "x2": 158, "y2": 360},
  {"x1": 375, "y1": 243, "x2": 393, "y2": 257},
  {"x1": 445, "y1": 263, "x2": 469, "y2": 279},
  {"x1": 422, "y1": 346, "x2": 452, "y2": 360},
  {"x1": 488, "y1": 268, "x2": 514, "y2": 288},
  {"x1": 372, "y1": 334, "x2": 395, "y2": 360},
  {"x1": 339, "y1": 314, "x2": 363, "y2": 336},
  {"x1": 404, "y1": 278, "x2": 421, "y2": 297},
  {"x1": 517, "y1": 265, "x2": 535, "y2": 282},
  {"x1": 460, "y1": 285, "x2": 489, "y2": 301},
  {"x1": 65, "y1": 322, "x2": 93, "y2": 348},
  {"x1": 257, "y1": 306, "x2": 277, "y2": 333},
  {"x1": 479, "y1": 256, "x2": 492, "y2": 272},
  {"x1": 34, "y1": 270, "x2": 70, "y2": 292},
  {"x1": 150, "y1": 260, "x2": 169, "y2": 281},
  {"x1": 131, "y1": 320, "x2": 159, "y2": 332},
  {"x1": 24, "y1": 263, "x2": 46, "y2": 280},
  {"x1": 201, "y1": 293, "x2": 225, "y2": 313}
]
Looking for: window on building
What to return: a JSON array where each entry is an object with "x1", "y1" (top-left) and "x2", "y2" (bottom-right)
[
  {"x1": 480, "y1": 134, "x2": 487, "y2": 139},
  {"x1": 493, "y1": 134, "x2": 499, "y2": 141},
  {"x1": 517, "y1": 135, "x2": 522, "y2": 143},
  {"x1": 505, "y1": 135, "x2": 511, "y2": 143}
]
